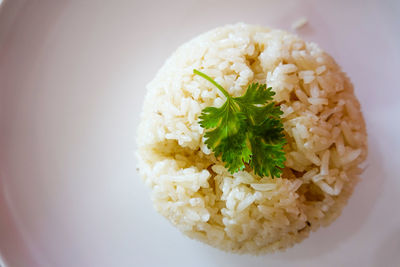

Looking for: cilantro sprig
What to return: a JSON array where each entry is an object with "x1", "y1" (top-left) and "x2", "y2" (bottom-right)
[{"x1": 194, "y1": 69, "x2": 286, "y2": 178}]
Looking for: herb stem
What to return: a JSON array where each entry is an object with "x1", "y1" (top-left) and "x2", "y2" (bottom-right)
[{"x1": 193, "y1": 69, "x2": 230, "y2": 98}]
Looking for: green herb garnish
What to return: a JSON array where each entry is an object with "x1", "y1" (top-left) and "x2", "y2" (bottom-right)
[{"x1": 194, "y1": 69, "x2": 286, "y2": 178}]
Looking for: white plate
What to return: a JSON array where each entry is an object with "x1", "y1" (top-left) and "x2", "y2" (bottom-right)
[{"x1": 0, "y1": 0, "x2": 399, "y2": 266}]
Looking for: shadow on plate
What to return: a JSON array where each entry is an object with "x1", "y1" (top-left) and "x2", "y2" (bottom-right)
[{"x1": 372, "y1": 227, "x2": 400, "y2": 267}]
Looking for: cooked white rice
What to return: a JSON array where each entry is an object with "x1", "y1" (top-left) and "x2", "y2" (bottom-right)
[
  {"x1": 137, "y1": 23, "x2": 367, "y2": 254},
  {"x1": 291, "y1": 17, "x2": 308, "y2": 30}
]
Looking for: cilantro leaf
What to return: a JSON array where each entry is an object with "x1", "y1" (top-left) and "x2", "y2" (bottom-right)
[
  {"x1": 199, "y1": 98, "x2": 251, "y2": 173},
  {"x1": 194, "y1": 69, "x2": 286, "y2": 178},
  {"x1": 249, "y1": 118, "x2": 286, "y2": 177},
  {"x1": 235, "y1": 83, "x2": 278, "y2": 125}
]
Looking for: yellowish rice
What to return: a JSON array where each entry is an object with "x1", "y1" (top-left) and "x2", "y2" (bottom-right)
[{"x1": 137, "y1": 23, "x2": 367, "y2": 254}]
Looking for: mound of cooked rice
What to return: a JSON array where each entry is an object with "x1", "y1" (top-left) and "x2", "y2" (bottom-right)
[{"x1": 137, "y1": 23, "x2": 367, "y2": 253}]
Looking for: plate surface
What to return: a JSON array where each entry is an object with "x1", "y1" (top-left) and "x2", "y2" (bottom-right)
[{"x1": 0, "y1": 0, "x2": 399, "y2": 266}]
